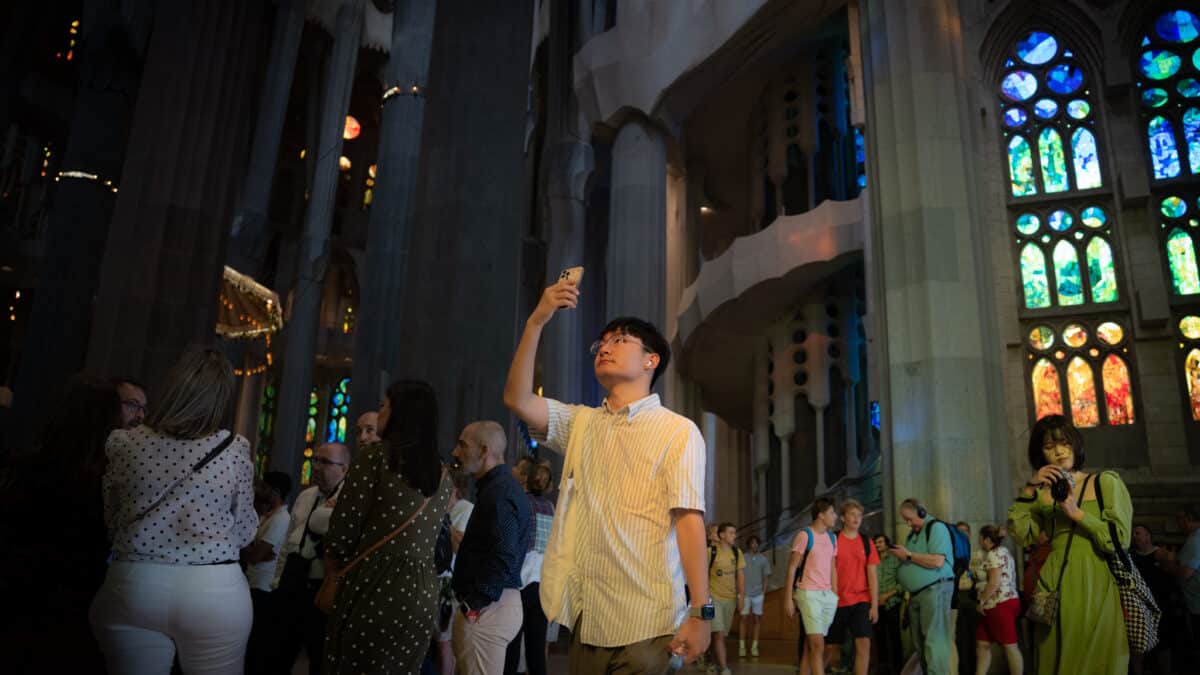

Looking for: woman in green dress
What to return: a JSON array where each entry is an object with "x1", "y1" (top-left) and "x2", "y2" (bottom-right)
[
  {"x1": 1008, "y1": 414, "x2": 1131, "y2": 674},
  {"x1": 322, "y1": 380, "x2": 452, "y2": 675}
]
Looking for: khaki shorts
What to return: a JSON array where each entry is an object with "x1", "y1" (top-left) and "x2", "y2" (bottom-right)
[
  {"x1": 712, "y1": 598, "x2": 736, "y2": 633},
  {"x1": 794, "y1": 588, "x2": 838, "y2": 636}
]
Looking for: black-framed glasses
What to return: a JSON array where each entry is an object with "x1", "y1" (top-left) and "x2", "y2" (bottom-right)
[
  {"x1": 313, "y1": 457, "x2": 346, "y2": 467},
  {"x1": 588, "y1": 335, "x2": 651, "y2": 356},
  {"x1": 121, "y1": 399, "x2": 147, "y2": 414}
]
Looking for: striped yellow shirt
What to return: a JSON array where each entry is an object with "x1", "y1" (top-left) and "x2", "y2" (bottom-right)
[{"x1": 534, "y1": 393, "x2": 706, "y2": 647}]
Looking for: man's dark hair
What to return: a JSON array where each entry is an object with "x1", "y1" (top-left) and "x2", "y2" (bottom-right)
[
  {"x1": 811, "y1": 497, "x2": 836, "y2": 521},
  {"x1": 112, "y1": 377, "x2": 147, "y2": 394},
  {"x1": 955, "y1": 521, "x2": 970, "y2": 533},
  {"x1": 717, "y1": 522, "x2": 736, "y2": 535},
  {"x1": 597, "y1": 317, "x2": 671, "y2": 386},
  {"x1": 263, "y1": 470, "x2": 292, "y2": 502},
  {"x1": 746, "y1": 535, "x2": 761, "y2": 547},
  {"x1": 527, "y1": 464, "x2": 553, "y2": 497},
  {"x1": 875, "y1": 533, "x2": 892, "y2": 548},
  {"x1": 979, "y1": 525, "x2": 1005, "y2": 547},
  {"x1": 1027, "y1": 414, "x2": 1085, "y2": 470}
]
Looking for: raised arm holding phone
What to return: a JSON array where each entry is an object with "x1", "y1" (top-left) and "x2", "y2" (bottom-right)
[{"x1": 503, "y1": 271, "x2": 711, "y2": 673}]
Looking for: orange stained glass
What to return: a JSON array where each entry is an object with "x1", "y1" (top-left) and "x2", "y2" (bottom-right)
[
  {"x1": 1186, "y1": 349, "x2": 1200, "y2": 422},
  {"x1": 1102, "y1": 354, "x2": 1135, "y2": 425},
  {"x1": 1032, "y1": 358, "x2": 1063, "y2": 420},
  {"x1": 301, "y1": 459, "x2": 313, "y2": 485},
  {"x1": 1067, "y1": 356, "x2": 1099, "y2": 427}
]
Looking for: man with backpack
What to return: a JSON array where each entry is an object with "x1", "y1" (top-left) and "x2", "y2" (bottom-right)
[
  {"x1": 785, "y1": 498, "x2": 840, "y2": 675},
  {"x1": 707, "y1": 522, "x2": 745, "y2": 675},
  {"x1": 827, "y1": 499, "x2": 879, "y2": 675},
  {"x1": 889, "y1": 498, "x2": 960, "y2": 675}
]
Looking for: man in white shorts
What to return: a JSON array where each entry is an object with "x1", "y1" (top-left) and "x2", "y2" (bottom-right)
[
  {"x1": 738, "y1": 535, "x2": 771, "y2": 657},
  {"x1": 784, "y1": 497, "x2": 839, "y2": 675}
]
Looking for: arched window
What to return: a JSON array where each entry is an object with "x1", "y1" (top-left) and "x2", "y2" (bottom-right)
[
  {"x1": 326, "y1": 377, "x2": 351, "y2": 444},
  {"x1": 1013, "y1": 204, "x2": 1119, "y2": 309},
  {"x1": 1179, "y1": 315, "x2": 1200, "y2": 421},
  {"x1": 1025, "y1": 319, "x2": 1136, "y2": 427},
  {"x1": 255, "y1": 379, "x2": 277, "y2": 477},
  {"x1": 302, "y1": 387, "x2": 319, "y2": 485}
]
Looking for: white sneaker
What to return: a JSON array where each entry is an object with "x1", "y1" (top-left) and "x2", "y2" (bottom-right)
[
  {"x1": 721, "y1": 669, "x2": 732, "y2": 675},
  {"x1": 751, "y1": 642, "x2": 759, "y2": 657},
  {"x1": 738, "y1": 642, "x2": 746, "y2": 657}
]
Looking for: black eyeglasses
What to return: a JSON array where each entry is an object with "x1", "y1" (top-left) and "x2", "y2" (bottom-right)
[
  {"x1": 313, "y1": 457, "x2": 346, "y2": 467},
  {"x1": 121, "y1": 399, "x2": 147, "y2": 414}
]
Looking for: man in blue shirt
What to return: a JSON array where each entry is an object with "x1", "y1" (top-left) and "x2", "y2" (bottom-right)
[
  {"x1": 451, "y1": 421, "x2": 532, "y2": 674},
  {"x1": 889, "y1": 498, "x2": 954, "y2": 675}
]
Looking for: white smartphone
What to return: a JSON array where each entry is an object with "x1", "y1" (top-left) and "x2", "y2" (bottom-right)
[{"x1": 559, "y1": 266, "x2": 584, "y2": 287}]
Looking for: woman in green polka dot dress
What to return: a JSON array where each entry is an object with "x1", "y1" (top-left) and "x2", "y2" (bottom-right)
[{"x1": 323, "y1": 380, "x2": 452, "y2": 674}]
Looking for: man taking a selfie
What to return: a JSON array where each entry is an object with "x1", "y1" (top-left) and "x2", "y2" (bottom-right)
[{"x1": 503, "y1": 274, "x2": 710, "y2": 673}]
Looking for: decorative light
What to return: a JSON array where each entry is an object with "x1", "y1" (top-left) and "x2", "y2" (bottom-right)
[
  {"x1": 299, "y1": 148, "x2": 306, "y2": 159},
  {"x1": 368, "y1": 164, "x2": 377, "y2": 179},
  {"x1": 382, "y1": 83, "x2": 424, "y2": 104},
  {"x1": 700, "y1": 206, "x2": 712, "y2": 214},
  {"x1": 343, "y1": 115, "x2": 361, "y2": 140},
  {"x1": 55, "y1": 170, "x2": 119, "y2": 193},
  {"x1": 338, "y1": 156, "x2": 352, "y2": 172}
]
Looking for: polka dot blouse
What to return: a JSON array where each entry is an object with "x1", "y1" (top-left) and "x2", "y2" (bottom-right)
[{"x1": 102, "y1": 427, "x2": 258, "y2": 564}]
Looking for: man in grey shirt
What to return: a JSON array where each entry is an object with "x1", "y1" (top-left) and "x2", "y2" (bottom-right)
[{"x1": 738, "y1": 535, "x2": 772, "y2": 657}]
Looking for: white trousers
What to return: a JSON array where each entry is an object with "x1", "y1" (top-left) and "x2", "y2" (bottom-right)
[{"x1": 90, "y1": 561, "x2": 253, "y2": 675}]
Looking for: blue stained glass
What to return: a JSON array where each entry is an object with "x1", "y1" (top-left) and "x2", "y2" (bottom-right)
[
  {"x1": 857, "y1": 175, "x2": 867, "y2": 189},
  {"x1": 1149, "y1": 116, "x2": 1182, "y2": 179},
  {"x1": 1142, "y1": 37, "x2": 1151, "y2": 47},
  {"x1": 1066, "y1": 100, "x2": 1090, "y2": 119},
  {"x1": 1008, "y1": 135, "x2": 1037, "y2": 196},
  {"x1": 1185, "y1": 109, "x2": 1200, "y2": 174},
  {"x1": 1049, "y1": 210, "x2": 1073, "y2": 232},
  {"x1": 1046, "y1": 64, "x2": 1084, "y2": 94},
  {"x1": 1081, "y1": 206, "x2": 1106, "y2": 228},
  {"x1": 1039, "y1": 128, "x2": 1069, "y2": 192},
  {"x1": 1141, "y1": 50, "x2": 1183, "y2": 80},
  {"x1": 1005, "y1": 58, "x2": 1015, "y2": 68},
  {"x1": 1002, "y1": 71, "x2": 1038, "y2": 101},
  {"x1": 1143, "y1": 88, "x2": 1169, "y2": 107},
  {"x1": 1180, "y1": 79, "x2": 1200, "y2": 98},
  {"x1": 332, "y1": 392, "x2": 344, "y2": 406},
  {"x1": 1156, "y1": 10, "x2": 1200, "y2": 44},
  {"x1": 1072, "y1": 128, "x2": 1103, "y2": 190},
  {"x1": 1162, "y1": 196, "x2": 1187, "y2": 218},
  {"x1": 1034, "y1": 99, "x2": 1059, "y2": 119},
  {"x1": 1017, "y1": 32, "x2": 1058, "y2": 65},
  {"x1": 1016, "y1": 213, "x2": 1040, "y2": 235},
  {"x1": 1004, "y1": 108, "x2": 1027, "y2": 127},
  {"x1": 1195, "y1": 48, "x2": 1200, "y2": 71}
]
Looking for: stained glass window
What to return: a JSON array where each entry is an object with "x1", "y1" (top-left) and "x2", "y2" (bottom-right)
[
  {"x1": 327, "y1": 377, "x2": 351, "y2": 444},
  {"x1": 1067, "y1": 356, "x2": 1099, "y2": 427},
  {"x1": 1008, "y1": 136, "x2": 1037, "y2": 196},
  {"x1": 1086, "y1": 237, "x2": 1118, "y2": 302},
  {"x1": 1139, "y1": 13, "x2": 1200, "y2": 181},
  {"x1": 1072, "y1": 129, "x2": 1102, "y2": 189},
  {"x1": 1186, "y1": 348, "x2": 1200, "y2": 421},
  {"x1": 1101, "y1": 354, "x2": 1135, "y2": 425},
  {"x1": 1020, "y1": 243, "x2": 1050, "y2": 309},
  {"x1": 1053, "y1": 240, "x2": 1084, "y2": 306},
  {"x1": 1039, "y1": 128, "x2": 1069, "y2": 192},
  {"x1": 1148, "y1": 116, "x2": 1182, "y2": 179},
  {"x1": 1167, "y1": 227, "x2": 1200, "y2": 294},
  {"x1": 1026, "y1": 320, "x2": 1138, "y2": 427},
  {"x1": 1032, "y1": 358, "x2": 1063, "y2": 420},
  {"x1": 255, "y1": 381, "x2": 277, "y2": 477},
  {"x1": 1013, "y1": 204, "x2": 1120, "y2": 309},
  {"x1": 302, "y1": 387, "x2": 319, "y2": 485}
]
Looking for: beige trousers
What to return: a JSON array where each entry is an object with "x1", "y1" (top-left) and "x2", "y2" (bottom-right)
[{"x1": 452, "y1": 588, "x2": 523, "y2": 674}]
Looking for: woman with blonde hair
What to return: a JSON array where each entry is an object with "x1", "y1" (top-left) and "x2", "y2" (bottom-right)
[{"x1": 90, "y1": 349, "x2": 258, "y2": 675}]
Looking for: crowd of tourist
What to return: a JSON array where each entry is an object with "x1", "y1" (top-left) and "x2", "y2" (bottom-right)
[{"x1": 2, "y1": 275, "x2": 1200, "y2": 675}]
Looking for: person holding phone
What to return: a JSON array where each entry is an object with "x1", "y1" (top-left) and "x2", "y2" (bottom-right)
[
  {"x1": 1007, "y1": 414, "x2": 1130, "y2": 674},
  {"x1": 503, "y1": 273, "x2": 710, "y2": 673}
]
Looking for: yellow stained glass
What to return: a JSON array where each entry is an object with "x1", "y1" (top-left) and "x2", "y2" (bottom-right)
[
  {"x1": 1102, "y1": 354, "x2": 1135, "y2": 425},
  {"x1": 1032, "y1": 358, "x2": 1063, "y2": 420},
  {"x1": 1186, "y1": 349, "x2": 1200, "y2": 421},
  {"x1": 1067, "y1": 356, "x2": 1099, "y2": 427}
]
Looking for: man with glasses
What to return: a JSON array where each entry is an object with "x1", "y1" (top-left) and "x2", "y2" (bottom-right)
[
  {"x1": 503, "y1": 277, "x2": 710, "y2": 673},
  {"x1": 269, "y1": 442, "x2": 350, "y2": 675},
  {"x1": 115, "y1": 378, "x2": 147, "y2": 428}
]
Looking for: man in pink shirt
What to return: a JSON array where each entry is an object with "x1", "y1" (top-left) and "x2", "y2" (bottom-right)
[{"x1": 784, "y1": 498, "x2": 839, "y2": 675}]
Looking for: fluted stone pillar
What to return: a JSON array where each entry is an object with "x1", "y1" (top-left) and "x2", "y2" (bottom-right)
[
  {"x1": 273, "y1": 0, "x2": 365, "y2": 477},
  {"x1": 861, "y1": 0, "x2": 1007, "y2": 527},
  {"x1": 350, "y1": 0, "x2": 438, "y2": 420},
  {"x1": 84, "y1": 0, "x2": 264, "y2": 388},
  {"x1": 606, "y1": 119, "x2": 667, "y2": 333},
  {"x1": 227, "y1": 0, "x2": 305, "y2": 275}
]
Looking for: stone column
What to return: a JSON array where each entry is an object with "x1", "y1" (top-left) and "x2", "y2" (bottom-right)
[
  {"x1": 350, "y1": 0, "x2": 438, "y2": 420},
  {"x1": 273, "y1": 0, "x2": 365, "y2": 477},
  {"x1": 861, "y1": 0, "x2": 1007, "y2": 525},
  {"x1": 8, "y1": 4, "x2": 145, "y2": 448},
  {"x1": 227, "y1": 0, "x2": 305, "y2": 275},
  {"x1": 606, "y1": 118, "x2": 667, "y2": 332},
  {"x1": 84, "y1": 0, "x2": 265, "y2": 387}
]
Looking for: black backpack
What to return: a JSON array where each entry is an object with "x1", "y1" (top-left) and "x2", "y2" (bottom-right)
[
  {"x1": 709, "y1": 544, "x2": 742, "y2": 572},
  {"x1": 434, "y1": 514, "x2": 453, "y2": 575}
]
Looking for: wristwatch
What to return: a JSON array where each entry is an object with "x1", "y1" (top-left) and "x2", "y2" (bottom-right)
[
  {"x1": 688, "y1": 601, "x2": 715, "y2": 621},
  {"x1": 906, "y1": 553, "x2": 913, "y2": 562}
]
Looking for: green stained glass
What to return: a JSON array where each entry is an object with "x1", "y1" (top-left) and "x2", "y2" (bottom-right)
[
  {"x1": 1066, "y1": 100, "x2": 1090, "y2": 119},
  {"x1": 1072, "y1": 128, "x2": 1102, "y2": 189},
  {"x1": 305, "y1": 418, "x2": 315, "y2": 443},
  {"x1": 1054, "y1": 240, "x2": 1084, "y2": 305},
  {"x1": 302, "y1": 459, "x2": 312, "y2": 485},
  {"x1": 1021, "y1": 243, "x2": 1051, "y2": 308},
  {"x1": 1081, "y1": 206, "x2": 1106, "y2": 228},
  {"x1": 1140, "y1": 49, "x2": 1183, "y2": 80},
  {"x1": 1163, "y1": 196, "x2": 1187, "y2": 218},
  {"x1": 1008, "y1": 135, "x2": 1037, "y2": 196},
  {"x1": 1143, "y1": 88, "x2": 1169, "y2": 107},
  {"x1": 1181, "y1": 315, "x2": 1200, "y2": 339},
  {"x1": 1180, "y1": 78, "x2": 1200, "y2": 98},
  {"x1": 1016, "y1": 213, "x2": 1040, "y2": 235},
  {"x1": 1194, "y1": 47, "x2": 1200, "y2": 71},
  {"x1": 1185, "y1": 109, "x2": 1200, "y2": 174},
  {"x1": 1049, "y1": 210, "x2": 1073, "y2": 231},
  {"x1": 1039, "y1": 128, "x2": 1069, "y2": 192},
  {"x1": 1086, "y1": 236, "x2": 1118, "y2": 302},
  {"x1": 1029, "y1": 325, "x2": 1055, "y2": 350},
  {"x1": 1167, "y1": 228, "x2": 1200, "y2": 294}
]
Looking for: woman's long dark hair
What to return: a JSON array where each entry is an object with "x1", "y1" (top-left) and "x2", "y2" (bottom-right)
[{"x1": 381, "y1": 380, "x2": 442, "y2": 497}]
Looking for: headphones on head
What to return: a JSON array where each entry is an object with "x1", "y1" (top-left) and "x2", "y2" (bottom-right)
[{"x1": 902, "y1": 498, "x2": 927, "y2": 519}]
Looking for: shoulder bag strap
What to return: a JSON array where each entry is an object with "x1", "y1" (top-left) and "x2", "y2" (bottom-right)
[
  {"x1": 1047, "y1": 473, "x2": 1092, "y2": 592},
  {"x1": 1092, "y1": 471, "x2": 1129, "y2": 569},
  {"x1": 130, "y1": 432, "x2": 237, "y2": 523},
  {"x1": 336, "y1": 470, "x2": 444, "y2": 579}
]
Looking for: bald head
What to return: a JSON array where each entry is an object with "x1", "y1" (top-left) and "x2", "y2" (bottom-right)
[
  {"x1": 313, "y1": 442, "x2": 350, "y2": 493},
  {"x1": 453, "y1": 421, "x2": 508, "y2": 479}
]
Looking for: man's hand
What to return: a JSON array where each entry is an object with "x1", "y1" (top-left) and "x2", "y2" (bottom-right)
[
  {"x1": 891, "y1": 545, "x2": 910, "y2": 560},
  {"x1": 869, "y1": 604, "x2": 879, "y2": 624},
  {"x1": 529, "y1": 279, "x2": 579, "y2": 327},
  {"x1": 784, "y1": 594, "x2": 796, "y2": 619},
  {"x1": 668, "y1": 617, "x2": 711, "y2": 665}
]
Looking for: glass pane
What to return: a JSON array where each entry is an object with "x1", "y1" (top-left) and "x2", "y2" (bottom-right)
[
  {"x1": 1186, "y1": 109, "x2": 1200, "y2": 174},
  {"x1": 1149, "y1": 116, "x2": 1182, "y2": 179},
  {"x1": 1067, "y1": 356, "x2": 1099, "y2": 427},
  {"x1": 1029, "y1": 325, "x2": 1054, "y2": 350},
  {"x1": 305, "y1": 418, "x2": 315, "y2": 443},
  {"x1": 1017, "y1": 31, "x2": 1058, "y2": 64},
  {"x1": 1034, "y1": 99, "x2": 1059, "y2": 119},
  {"x1": 1162, "y1": 196, "x2": 1188, "y2": 218},
  {"x1": 1180, "y1": 78, "x2": 1200, "y2": 98},
  {"x1": 1181, "y1": 315, "x2": 1200, "y2": 339},
  {"x1": 1032, "y1": 358, "x2": 1063, "y2": 420},
  {"x1": 1081, "y1": 206, "x2": 1106, "y2": 228},
  {"x1": 1020, "y1": 243, "x2": 1051, "y2": 308},
  {"x1": 1086, "y1": 236, "x2": 1119, "y2": 302},
  {"x1": 1187, "y1": 349, "x2": 1200, "y2": 421},
  {"x1": 1144, "y1": 88, "x2": 1169, "y2": 107},
  {"x1": 1067, "y1": 100, "x2": 1090, "y2": 119},
  {"x1": 1063, "y1": 323, "x2": 1088, "y2": 347},
  {"x1": 1008, "y1": 135, "x2": 1037, "y2": 196},
  {"x1": 1049, "y1": 210, "x2": 1073, "y2": 231},
  {"x1": 1039, "y1": 128, "x2": 1069, "y2": 192},
  {"x1": 1071, "y1": 128, "x2": 1102, "y2": 189},
  {"x1": 1046, "y1": 64, "x2": 1084, "y2": 94},
  {"x1": 1053, "y1": 240, "x2": 1084, "y2": 306},
  {"x1": 1167, "y1": 228, "x2": 1200, "y2": 294},
  {"x1": 301, "y1": 459, "x2": 312, "y2": 486},
  {"x1": 1097, "y1": 321, "x2": 1124, "y2": 345},
  {"x1": 1157, "y1": 11, "x2": 1200, "y2": 43},
  {"x1": 1140, "y1": 49, "x2": 1183, "y2": 80},
  {"x1": 1002, "y1": 71, "x2": 1039, "y2": 101},
  {"x1": 1004, "y1": 108, "x2": 1027, "y2": 128},
  {"x1": 338, "y1": 416, "x2": 347, "y2": 443},
  {"x1": 1016, "y1": 213, "x2": 1040, "y2": 235},
  {"x1": 1102, "y1": 355, "x2": 1135, "y2": 425}
]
